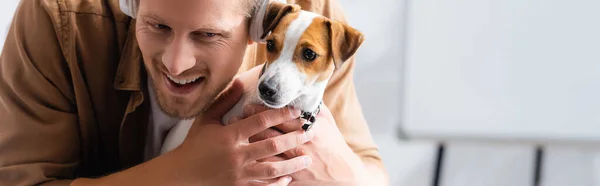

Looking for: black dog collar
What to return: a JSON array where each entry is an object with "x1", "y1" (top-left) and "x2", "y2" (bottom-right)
[{"x1": 300, "y1": 101, "x2": 322, "y2": 131}]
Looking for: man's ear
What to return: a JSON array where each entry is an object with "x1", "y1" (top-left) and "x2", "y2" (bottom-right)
[
  {"x1": 327, "y1": 20, "x2": 365, "y2": 69},
  {"x1": 261, "y1": 2, "x2": 301, "y2": 39}
]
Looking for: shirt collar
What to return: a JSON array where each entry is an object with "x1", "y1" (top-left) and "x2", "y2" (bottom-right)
[{"x1": 114, "y1": 20, "x2": 143, "y2": 91}]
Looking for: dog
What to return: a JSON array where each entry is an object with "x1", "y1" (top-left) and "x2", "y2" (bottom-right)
[{"x1": 160, "y1": 1, "x2": 364, "y2": 154}]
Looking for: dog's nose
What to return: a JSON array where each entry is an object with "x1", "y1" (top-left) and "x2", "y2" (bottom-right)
[{"x1": 259, "y1": 81, "x2": 277, "y2": 98}]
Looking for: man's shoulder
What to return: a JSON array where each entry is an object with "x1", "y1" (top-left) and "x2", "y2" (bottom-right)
[
  {"x1": 35, "y1": 0, "x2": 130, "y2": 23},
  {"x1": 18, "y1": 0, "x2": 133, "y2": 57}
]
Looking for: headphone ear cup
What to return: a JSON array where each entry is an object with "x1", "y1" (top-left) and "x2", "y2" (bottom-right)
[
  {"x1": 119, "y1": 0, "x2": 139, "y2": 18},
  {"x1": 249, "y1": 0, "x2": 287, "y2": 43},
  {"x1": 249, "y1": 0, "x2": 270, "y2": 43}
]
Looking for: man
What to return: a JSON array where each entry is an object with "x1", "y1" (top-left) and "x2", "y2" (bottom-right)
[{"x1": 0, "y1": 0, "x2": 388, "y2": 185}]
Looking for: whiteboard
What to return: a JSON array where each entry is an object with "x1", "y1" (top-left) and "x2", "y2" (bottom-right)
[{"x1": 401, "y1": 0, "x2": 600, "y2": 143}]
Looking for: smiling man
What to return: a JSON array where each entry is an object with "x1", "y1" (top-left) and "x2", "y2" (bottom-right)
[{"x1": 0, "y1": 0, "x2": 388, "y2": 185}]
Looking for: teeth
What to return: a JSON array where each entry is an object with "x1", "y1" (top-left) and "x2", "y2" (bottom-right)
[{"x1": 167, "y1": 74, "x2": 201, "y2": 85}]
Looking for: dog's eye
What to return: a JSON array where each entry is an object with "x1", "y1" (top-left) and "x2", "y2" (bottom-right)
[
  {"x1": 303, "y1": 49, "x2": 317, "y2": 62},
  {"x1": 266, "y1": 40, "x2": 275, "y2": 53}
]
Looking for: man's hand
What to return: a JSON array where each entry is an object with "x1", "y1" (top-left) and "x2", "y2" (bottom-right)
[
  {"x1": 73, "y1": 80, "x2": 314, "y2": 186},
  {"x1": 171, "y1": 79, "x2": 317, "y2": 186},
  {"x1": 241, "y1": 104, "x2": 370, "y2": 186}
]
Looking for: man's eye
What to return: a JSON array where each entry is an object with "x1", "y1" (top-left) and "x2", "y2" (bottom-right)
[
  {"x1": 192, "y1": 32, "x2": 220, "y2": 41},
  {"x1": 204, "y1": 32, "x2": 217, "y2": 37},
  {"x1": 148, "y1": 22, "x2": 171, "y2": 32},
  {"x1": 154, "y1": 24, "x2": 168, "y2": 30}
]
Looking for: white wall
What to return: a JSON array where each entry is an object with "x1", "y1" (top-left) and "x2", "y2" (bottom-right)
[
  {"x1": 338, "y1": 0, "x2": 438, "y2": 185},
  {"x1": 0, "y1": 0, "x2": 19, "y2": 52}
]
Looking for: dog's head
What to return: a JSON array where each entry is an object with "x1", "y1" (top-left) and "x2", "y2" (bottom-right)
[{"x1": 256, "y1": 2, "x2": 364, "y2": 111}]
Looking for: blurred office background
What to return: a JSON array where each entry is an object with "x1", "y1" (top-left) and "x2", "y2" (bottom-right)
[
  {"x1": 340, "y1": 0, "x2": 600, "y2": 186},
  {"x1": 3, "y1": 0, "x2": 600, "y2": 186}
]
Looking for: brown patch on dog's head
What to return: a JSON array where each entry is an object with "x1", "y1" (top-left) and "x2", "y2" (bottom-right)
[
  {"x1": 262, "y1": 12, "x2": 300, "y2": 66},
  {"x1": 293, "y1": 17, "x2": 334, "y2": 83},
  {"x1": 261, "y1": 2, "x2": 302, "y2": 39},
  {"x1": 291, "y1": 17, "x2": 365, "y2": 84},
  {"x1": 326, "y1": 19, "x2": 365, "y2": 69}
]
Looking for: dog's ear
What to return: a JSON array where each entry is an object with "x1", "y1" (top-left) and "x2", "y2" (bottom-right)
[
  {"x1": 327, "y1": 20, "x2": 365, "y2": 69},
  {"x1": 261, "y1": 2, "x2": 300, "y2": 39}
]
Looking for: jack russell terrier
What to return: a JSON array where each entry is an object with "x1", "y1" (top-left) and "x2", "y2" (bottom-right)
[{"x1": 160, "y1": 1, "x2": 364, "y2": 154}]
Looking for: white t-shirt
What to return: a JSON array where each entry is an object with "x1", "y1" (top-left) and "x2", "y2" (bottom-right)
[{"x1": 143, "y1": 80, "x2": 180, "y2": 161}]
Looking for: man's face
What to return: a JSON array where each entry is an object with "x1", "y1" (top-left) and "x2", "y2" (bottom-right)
[{"x1": 136, "y1": 0, "x2": 251, "y2": 118}]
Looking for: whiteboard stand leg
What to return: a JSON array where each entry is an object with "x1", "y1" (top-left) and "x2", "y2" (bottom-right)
[
  {"x1": 432, "y1": 143, "x2": 445, "y2": 186},
  {"x1": 533, "y1": 146, "x2": 544, "y2": 186}
]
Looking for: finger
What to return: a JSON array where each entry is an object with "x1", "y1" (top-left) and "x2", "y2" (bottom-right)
[
  {"x1": 249, "y1": 128, "x2": 284, "y2": 143},
  {"x1": 269, "y1": 176, "x2": 292, "y2": 186},
  {"x1": 247, "y1": 176, "x2": 291, "y2": 186},
  {"x1": 245, "y1": 129, "x2": 314, "y2": 160},
  {"x1": 281, "y1": 146, "x2": 311, "y2": 160},
  {"x1": 203, "y1": 79, "x2": 244, "y2": 120},
  {"x1": 248, "y1": 179, "x2": 277, "y2": 186},
  {"x1": 243, "y1": 104, "x2": 269, "y2": 118},
  {"x1": 245, "y1": 155, "x2": 312, "y2": 179},
  {"x1": 228, "y1": 116, "x2": 241, "y2": 125},
  {"x1": 244, "y1": 104, "x2": 304, "y2": 133},
  {"x1": 273, "y1": 118, "x2": 304, "y2": 134},
  {"x1": 235, "y1": 107, "x2": 300, "y2": 138},
  {"x1": 250, "y1": 128, "x2": 311, "y2": 160},
  {"x1": 257, "y1": 155, "x2": 286, "y2": 163}
]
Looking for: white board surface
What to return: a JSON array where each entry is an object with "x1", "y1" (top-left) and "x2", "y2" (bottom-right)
[{"x1": 402, "y1": 0, "x2": 600, "y2": 143}]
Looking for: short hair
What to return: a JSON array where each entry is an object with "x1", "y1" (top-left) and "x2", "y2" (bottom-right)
[{"x1": 235, "y1": 0, "x2": 263, "y2": 18}]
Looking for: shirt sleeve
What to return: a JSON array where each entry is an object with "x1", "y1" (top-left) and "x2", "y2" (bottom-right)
[{"x1": 0, "y1": 0, "x2": 79, "y2": 185}]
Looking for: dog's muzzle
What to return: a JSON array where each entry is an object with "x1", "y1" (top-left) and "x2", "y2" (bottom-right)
[{"x1": 259, "y1": 63, "x2": 321, "y2": 131}]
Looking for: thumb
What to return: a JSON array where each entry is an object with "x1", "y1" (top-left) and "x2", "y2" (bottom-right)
[
  {"x1": 269, "y1": 176, "x2": 292, "y2": 186},
  {"x1": 203, "y1": 79, "x2": 244, "y2": 121},
  {"x1": 248, "y1": 176, "x2": 291, "y2": 186}
]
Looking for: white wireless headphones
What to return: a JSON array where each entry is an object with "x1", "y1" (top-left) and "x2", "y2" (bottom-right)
[
  {"x1": 118, "y1": 0, "x2": 285, "y2": 43},
  {"x1": 119, "y1": 0, "x2": 138, "y2": 19}
]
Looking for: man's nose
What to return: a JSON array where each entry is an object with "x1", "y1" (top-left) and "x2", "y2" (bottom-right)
[{"x1": 162, "y1": 37, "x2": 196, "y2": 75}]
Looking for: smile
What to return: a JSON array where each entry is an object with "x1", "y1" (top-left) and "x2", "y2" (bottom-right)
[
  {"x1": 164, "y1": 73, "x2": 205, "y2": 95},
  {"x1": 167, "y1": 74, "x2": 202, "y2": 85}
]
